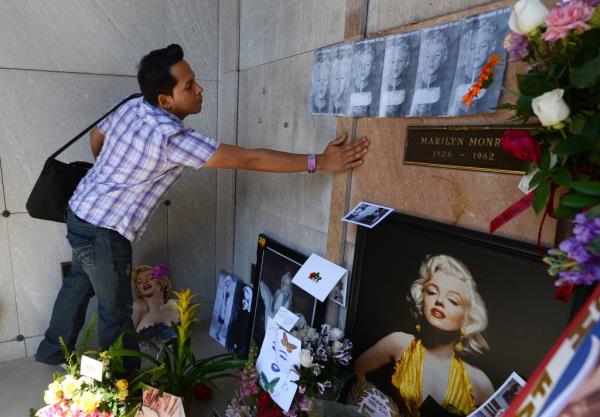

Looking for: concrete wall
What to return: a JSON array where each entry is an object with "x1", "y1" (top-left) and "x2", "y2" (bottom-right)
[{"x1": 0, "y1": 0, "x2": 219, "y2": 363}]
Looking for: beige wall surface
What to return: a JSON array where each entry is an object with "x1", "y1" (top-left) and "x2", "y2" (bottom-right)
[{"x1": 0, "y1": 0, "x2": 219, "y2": 362}]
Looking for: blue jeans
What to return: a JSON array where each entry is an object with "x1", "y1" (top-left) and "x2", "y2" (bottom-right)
[{"x1": 35, "y1": 207, "x2": 138, "y2": 367}]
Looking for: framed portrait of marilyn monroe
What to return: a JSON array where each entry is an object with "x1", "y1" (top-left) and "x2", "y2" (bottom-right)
[{"x1": 346, "y1": 212, "x2": 576, "y2": 417}]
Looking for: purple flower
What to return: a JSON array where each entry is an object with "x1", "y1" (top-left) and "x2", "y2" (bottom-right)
[
  {"x1": 151, "y1": 262, "x2": 169, "y2": 279},
  {"x1": 503, "y1": 32, "x2": 530, "y2": 61}
]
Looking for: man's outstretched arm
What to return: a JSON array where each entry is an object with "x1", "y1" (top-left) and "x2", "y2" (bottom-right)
[{"x1": 202, "y1": 135, "x2": 370, "y2": 172}]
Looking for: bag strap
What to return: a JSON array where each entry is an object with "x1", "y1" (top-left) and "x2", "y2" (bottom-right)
[{"x1": 49, "y1": 93, "x2": 142, "y2": 160}]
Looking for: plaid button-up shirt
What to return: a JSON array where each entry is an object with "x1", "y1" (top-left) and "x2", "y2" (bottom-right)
[{"x1": 69, "y1": 97, "x2": 219, "y2": 241}]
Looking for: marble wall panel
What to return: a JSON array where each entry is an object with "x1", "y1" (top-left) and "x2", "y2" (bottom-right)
[
  {"x1": 132, "y1": 204, "x2": 168, "y2": 268},
  {"x1": 237, "y1": 53, "x2": 337, "y2": 233},
  {"x1": 219, "y1": 0, "x2": 241, "y2": 76},
  {"x1": 8, "y1": 214, "x2": 72, "y2": 338},
  {"x1": 0, "y1": 0, "x2": 165, "y2": 75},
  {"x1": 347, "y1": 117, "x2": 556, "y2": 247},
  {"x1": 0, "y1": 160, "x2": 5, "y2": 212},
  {"x1": 25, "y1": 335, "x2": 44, "y2": 359},
  {"x1": 216, "y1": 71, "x2": 239, "y2": 276},
  {"x1": 233, "y1": 203, "x2": 329, "y2": 285},
  {"x1": 366, "y1": 0, "x2": 498, "y2": 33},
  {"x1": 165, "y1": 168, "x2": 217, "y2": 322},
  {"x1": 0, "y1": 340, "x2": 25, "y2": 364},
  {"x1": 166, "y1": 0, "x2": 219, "y2": 81},
  {"x1": 239, "y1": 0, "x2": 345, "y2": 69},
  {"x1": 0, "y1": 70, "x2": 138, "y2": 213},
  {"x1": 0, "y1": 219, "x2": 19, "y2": 343}
]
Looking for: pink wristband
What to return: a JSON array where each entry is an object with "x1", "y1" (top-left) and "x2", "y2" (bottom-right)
[{"x1": 308, "y1": 154, "x2": 316, "y2": 173}]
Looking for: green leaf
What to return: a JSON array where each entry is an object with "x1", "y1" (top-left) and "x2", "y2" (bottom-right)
[
  {"x1": 569, "y1": 117, "x2": 586, "y2": 136},
  {"x1": 570, "y1": 181, "x2": 600, "y2": 196},
  {"x1": 553, "y1": 135, "x2": 595, "y2": 155},
  {"x1": 552, "y1": 204, "x2": 579, "y2": 220},
  {"x1": 540, "y1": 147, "x2": 551, "y2": 171},
  {"x1": 516, "y1": 95, "x2": 534, "y2": 118},
  {"x1": 570, "y1": 51, "x2": 600, "y2": 89},
  {"x1": 552, "y1": 167, "x2": 572, "y2": 187},
  {"x1": 530, "y1": 169, "x2": 549, "y2": 188},
  {"x1": 581, "y1": 112, "x2": 600, "y2": 141},
  {"x1": 533, "y1": 181, "x2": 551, "y2": 214},
  {"x1": 560, "y1": 193, "x2": 600, "y2": 208},
  {"x1": 517, "y1": 74, "x2": 554, "y2": 97}
]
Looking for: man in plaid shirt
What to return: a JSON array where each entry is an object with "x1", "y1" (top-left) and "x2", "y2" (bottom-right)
[{"x1": 35, "y1": 44, "x2": 370, "y2": 366}]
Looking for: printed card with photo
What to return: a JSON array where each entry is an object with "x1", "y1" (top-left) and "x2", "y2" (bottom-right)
[
  {"x1": 273, "y1": 306, "x2": 300, "y2": 332},
  {"x1": 291, "y1": 253, "x2": 347, "y2": 302},
  {"x1": 256, "y1": 317, "x2": 301, "y2": 412},
  {"x1": 209, "y1": 271, "x2": 240, "y2": 347},
  {"x1": 328, "y1": 274, "x2": 348, "y2": 307},
  {"x1": 342, "y1": 201, "x2": 394, "y2": 229},
  {"x1": 135, "y1": 386, "x2": 185, "y2": 417}
]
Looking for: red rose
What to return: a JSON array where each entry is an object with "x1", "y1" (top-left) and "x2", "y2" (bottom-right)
[
  {"x1": 500, "y1": 129, "x2": 541, "y2": 162},
  {"x1": 194, "y1": 383, "x2": 213, "y2": 401}
]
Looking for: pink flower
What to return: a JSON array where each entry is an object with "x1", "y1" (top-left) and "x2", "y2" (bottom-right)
[{"x1": 543, "y1": 0, "x2": 594, "y2": 42}]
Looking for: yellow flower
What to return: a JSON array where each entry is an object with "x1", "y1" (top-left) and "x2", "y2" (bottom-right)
[
  {"x1": 116, "y1": 379, "x2": 128, "y2": 391},
  {"x1": 117, "y1": 388, "x2": 128, "y2": 401},
  {"x1": 75, "y1": 391, "x2": 102, "y2": 415},
  {"x1": 61, "y1": 375, "x2": 80, "y2": 399}
]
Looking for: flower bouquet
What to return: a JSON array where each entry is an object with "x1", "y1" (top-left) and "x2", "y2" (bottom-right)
[
  {"x1": 34, "y1": 345, "x2": 136, "y2": 417},
  {"x1": 291, "y1": 324, "x2": 353, "y2": 402},
  {"x1": 498, "y1": 0, "x2": 600, "y2": 219},
  {"x1": 544, "y1": 206, "x2": 600, "y2": 285},
  {"x1": 225, "y1": 325, "x2": 354, "y2": 417}
]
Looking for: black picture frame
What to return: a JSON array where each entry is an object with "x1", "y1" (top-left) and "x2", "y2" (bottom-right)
[
  {"x1": 346, "y1": 211, "x2": 577, "y2": 410},
  {"x1": 250, "y1": 234, "x2": 325, "y2": 348}
]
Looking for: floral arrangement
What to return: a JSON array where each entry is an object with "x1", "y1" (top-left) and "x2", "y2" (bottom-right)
[
  {"x1": 499, "y1": 0, "x2": 600, "y2": 221},
  {"x1": 225, "y1": 344, "x2": 312, "y2": 417},
  {"x1": 292, "y1": 324, "x2": 353, "y2": 401},
  {"x1": 34, "y1": 347, "x2": 136, "y2": 417},
  {"x1": 225, "y1": 324, "x2": 353, "y2": 417},
  {"x1": 109, "y1": 289, "x2": 244, "y2": 398},
  {"x1": 544, "y1": 206, "x2": 600, "y2": 285}
]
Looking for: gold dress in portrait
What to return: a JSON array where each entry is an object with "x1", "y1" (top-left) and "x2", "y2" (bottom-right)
[{"x1": 391, "y1": 339, "x2": 476, "y2": 417}]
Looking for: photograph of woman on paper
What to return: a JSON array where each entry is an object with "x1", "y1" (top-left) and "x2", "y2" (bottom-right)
[
  {"x1": 355, "y1": 254, "x2": 494, "y2": 417},
  {"x1": 251, "y1": 244, "x2": 319, "y2": 349},
  {"x1": 379, "y1": 31, "x2": 420, "y2": 117},
  {"x1": 309, "y1": 48, "x2": 332, "y2": 115},
  {"x1": 349, "y1": 39, "x2": 385, "y2": 117},
  {"x1": 447, "y1": 9, "x2": 510, "y2": 116},
  {"x1": 409, "y1": 24, "x2": 461, "y2": 117}
]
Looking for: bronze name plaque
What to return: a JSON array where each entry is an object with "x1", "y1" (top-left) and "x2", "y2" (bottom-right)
[{"x1": 404, "y1": 126, "x2": 531, "y2": 174}]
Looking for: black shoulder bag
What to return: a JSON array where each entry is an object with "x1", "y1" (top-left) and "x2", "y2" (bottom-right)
[{"x1": 26, "y1": 93, "x2": 141, "y2": 223}]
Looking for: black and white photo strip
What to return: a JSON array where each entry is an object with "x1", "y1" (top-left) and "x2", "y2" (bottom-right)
[
  {"x1": 342, "y1": 201, "x2": 394, "y2": 229},
  {"x1": 209, "y1": 271, "x2": 239, "y2": 347},
  {"x1": 309, "y1": 6, "x2": 511, "y2": 118}
]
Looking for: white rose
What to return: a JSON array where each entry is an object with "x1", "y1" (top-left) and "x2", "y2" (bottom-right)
[
  {"x1": 43, "y1": 389, "x2": 60, "y2": 405},
  {"x1": 331, "y1": 341, "x2": 344, "y2": 353},
  {"x1": 61, "y1": 375, "x2": 80, "y2": 399},
  {"x1": 508, "y1": 0, "x2": 549, "y2": 35},
  {"x1": 306, "y1": 327, "x2": 317, "y2": 340},
  {"x1": 300, "y1": 349, "x2": 313, "y2": 368},
  {"x1": 532, "y1": 89, "x2": 570, "y2": 127},
  {"x1": 330, "y1": 328, "x2": 344, "y2": 341}
]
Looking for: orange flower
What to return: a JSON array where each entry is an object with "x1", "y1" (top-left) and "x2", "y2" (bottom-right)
[{"x1": 462, "y1": 54, "x2": 502, "y2": 106}]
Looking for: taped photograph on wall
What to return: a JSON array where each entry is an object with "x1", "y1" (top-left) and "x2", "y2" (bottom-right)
[
  {"x1": 309, "y1": 46, "x2": 333, "y2": 115},
  {"x1": 349, "y1": 38, "x2": 385, "y2": 117},
  {"x1": 329, "y1": 43, "x2": 353, "y2": 116},
  {"x1": 447, "y1": 8, "x2": 511, "y2": 116},
  {"x1": 346, "y1": 212, "x2": 574, "y2": 417},
  {"x1": 379, "y1": 30, "x2": 421, "y2": 117},
  {"x1": 250, "y1": 234, "x2": 324, "y2": 348}
]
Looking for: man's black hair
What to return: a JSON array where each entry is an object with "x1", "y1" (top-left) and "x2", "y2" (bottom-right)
[{"x1": 137, "y1": 44, "x2": 184, "y2": 106}]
